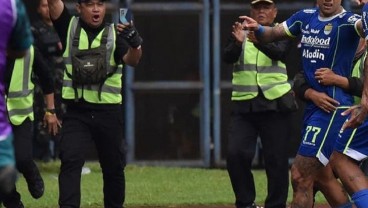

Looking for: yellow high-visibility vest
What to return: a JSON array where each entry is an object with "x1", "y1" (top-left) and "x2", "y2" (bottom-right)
[
  {"x1": 7, "y1": 45, "x2": 35, "y2": 125},
  {"x1": 63, "y1": 17, "x2": 123, "y2": 104},
  {"x1": 232, "y1": 38, "x2": 291, "y2": 101}
]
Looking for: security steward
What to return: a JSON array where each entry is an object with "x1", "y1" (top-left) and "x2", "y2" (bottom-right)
[
  {"x1": 1, "y1": 45, "x2": 59, "y2": 208},
  {"x1": 223, "y1": 0, "x2": 296, "y2": 208},
  {"x1": 46, "y1": 0, "x2": 142, "y2": 207}
]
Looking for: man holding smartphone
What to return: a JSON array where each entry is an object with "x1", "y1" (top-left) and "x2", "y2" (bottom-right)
[{"x1": 46, "y1": 0, "x2": 142, "y2": 207}]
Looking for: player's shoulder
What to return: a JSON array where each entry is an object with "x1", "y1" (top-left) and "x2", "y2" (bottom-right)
[
  {"x1": 300, "y1": 8, "x2": 318, "y2": 14},
  {"x1": 337, "y1": 11, "x2": 361, "y2": 24},
  {"x1": 294, "y1": 8, "x2": 318, "y2": 17},
  {"x1": 292, "y1": 8, "x2": 318, "y2": 20}
]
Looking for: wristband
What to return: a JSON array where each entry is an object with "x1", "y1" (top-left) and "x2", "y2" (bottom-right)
[
  {"x1": 45, "y1": 108, "x2": 56, "y2": 115},
  {"x1": 255, "y1": 25, "x2": 265, "y2": 36},
  {"x1": 45, "y1": 112, "x2": 55, "y2": 116}
]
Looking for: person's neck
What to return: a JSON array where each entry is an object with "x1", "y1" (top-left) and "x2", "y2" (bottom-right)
[{"x1": 79, "y1": 18, "x2": 105, "y2": 33}]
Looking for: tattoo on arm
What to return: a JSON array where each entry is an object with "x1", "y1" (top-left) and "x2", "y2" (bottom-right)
[{"x1": 261, "y1": 24, "x2": 287, "y2": 42}]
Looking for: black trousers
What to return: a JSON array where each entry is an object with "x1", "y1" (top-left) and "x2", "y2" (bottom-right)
[
  {"x1": 58, "y1": 106, "x2": 126, "y2": 208},
  {"x1": 1, "y1": 118, "x2": 39, "y2": 205},
  {"x1": 226, "y1": 111, "x2": 290, "y2": 208}
]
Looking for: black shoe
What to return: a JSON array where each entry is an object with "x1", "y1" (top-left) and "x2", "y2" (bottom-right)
[
  {"x1": 0, "y1": 166, "x2": 17, "y2": 195},
  {"x1": 3, "y1": 200, "x2": 24, "y2": 208},
  {"x1": 23, "y1": 168, "x2": 44, "y2": 199}
]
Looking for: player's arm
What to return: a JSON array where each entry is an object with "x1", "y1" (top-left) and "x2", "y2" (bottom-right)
[
  {"x1": 293, "y1": 70, "x2": 339, "y2": 113},
  {"x1": 342, "y1": 50, "x2": 368, "y2": 129},
  {"x1": 315, "y1": 68, "x2": 350, "y2": 89},
  {"x1": 356, "y1": 20, "x2": 365, "y2": 38},
  {"x1": 239, "y1": 16, "x2": 288, "y2": 43}
]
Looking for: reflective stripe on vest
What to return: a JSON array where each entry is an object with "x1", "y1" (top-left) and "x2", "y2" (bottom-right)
[
  {"x1": 7, "y1": 45, "x2": 34, "y2": 125},
  {"x1": 352, "y1": 52, "x2": 366, "y2": 104},
  {"x1": 63, "y1": 17, "x2": 123, "y2": 104},
  {"x1": 232, "y1": 39, "x2": 291, "y2": 101}
]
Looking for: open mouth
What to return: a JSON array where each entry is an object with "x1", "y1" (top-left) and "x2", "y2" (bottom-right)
[
  {"x1": 92, "y1": 14, "x2": 100, "y2": 22},
  {"x1": 322, "y1": 3, "x2": 333, "y2": 10}
]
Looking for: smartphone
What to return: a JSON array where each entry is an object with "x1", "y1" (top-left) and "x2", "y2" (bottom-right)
[{"x1": 119, "y1": 8, "x2": 129, "y2": 24}]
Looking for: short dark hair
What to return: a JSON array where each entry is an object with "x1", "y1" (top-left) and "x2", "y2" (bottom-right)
[{"x1": 78, "y1": 0, "x2": 106, "y2": 4}]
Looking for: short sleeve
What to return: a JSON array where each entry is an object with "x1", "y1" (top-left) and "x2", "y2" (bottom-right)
[
  {"x1": 283, "y1": 9, "x2": 315, "y2": 38},
  {"x1": 362, "y1": 3, "x2": 368, "y2": 40}
]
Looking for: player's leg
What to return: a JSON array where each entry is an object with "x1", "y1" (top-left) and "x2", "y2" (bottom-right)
[
  {"x1": 313, "y1": 108, "x2": 352, "y2": 208},
  {"x1": 291, "y1": 154, "x2": 322, "y2": 208},
  {"x1": 331, "y1": 121, "x2": 368, "y2": 208},
  {"x1": 314, "y1": 164, "x2": 351, "y2": 207},
  {"x1": 330, "y1": 151, "x2": 368, "y2": 208},
  {"x1": 290, "y1": 109, "x2": 334, "y2": 208}
]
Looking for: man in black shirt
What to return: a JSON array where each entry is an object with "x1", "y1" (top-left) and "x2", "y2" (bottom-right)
[
  {"x1": 1, "y1": 46, "x2": 59, "y2": 208},
  {"x1": 223, "y1": 1, "x2": 296, "y2": 208},
  {"x1": 25, "y1": 0, "x2": 64, "y2": 163},
  {"x1": 47, "y1": 0, "x2": 142, "y2": 207}
]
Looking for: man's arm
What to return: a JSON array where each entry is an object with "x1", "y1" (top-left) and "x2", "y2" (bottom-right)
[
  {"x1": 239, "y1": 16, "x2": 288, "y2": 43},
  {"x1": 253, "y1": 39, "x2": 291, "y2": 62},
  {"x1": 116, "y1": 23, "x2": 143, "y2": 66},
  {"x1": 342, "y1": 54, "x2": 368, "y2": 129},
  {"x1": 223, "y1": 22, "x2": 245, "y2": 64},
  {"x1": 33, "y1": 47, "x2": 60, "y2": 135},
  {"x1": 47, "y1": 0, "x2": 64, "y2": 20},
  {"x1": 123, "y1": 48, "x2": 142, "y2": 67},
  {"x1": 223, "y1": 36, "x2": 242, "y2": 64},
  {"x1": 293, "y1": 70, "x2": 340, "y2": 113}
]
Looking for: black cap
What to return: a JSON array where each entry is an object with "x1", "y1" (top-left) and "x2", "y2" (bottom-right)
[
  {"x1": 251, "y1": 0, "x2": 274, "y2": 5},
  {"x1": 78, "y1": 0, "x2": 106, "y2": 3}
]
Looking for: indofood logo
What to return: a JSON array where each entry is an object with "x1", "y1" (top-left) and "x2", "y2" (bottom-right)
[{"x1": 301, "y1": 35, "x2": 331, "y2": 48}]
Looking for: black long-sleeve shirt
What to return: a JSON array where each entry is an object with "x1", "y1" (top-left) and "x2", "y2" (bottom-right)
[
  {"x1": 223, "y1": 35, "x2": 291, "y2": 64},
  {"x1": 223, "y1": 30, "x2": 293, "y2": 113}
]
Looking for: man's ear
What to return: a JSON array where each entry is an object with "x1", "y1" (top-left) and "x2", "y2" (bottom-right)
[
  {"x1": 76, "y1": 3, "x2": 81, "y2": 13},
  {"x1": 273, "y1": 7, "x2": 278, "y2": 19}
]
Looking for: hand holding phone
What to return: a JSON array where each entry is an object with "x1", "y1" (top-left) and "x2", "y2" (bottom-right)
[{"x1": 119, "y1": 8, "x2": 130, "y2": 24}]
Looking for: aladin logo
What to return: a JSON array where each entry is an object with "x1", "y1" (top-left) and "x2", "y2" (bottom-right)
[{"x1": 84, "y1": 62, "x2": 94, "y2": 68}]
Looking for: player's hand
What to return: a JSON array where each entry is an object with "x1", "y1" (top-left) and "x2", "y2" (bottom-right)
[
  {"x1": 342, "y1": 93, "x2": 368, "y2": 129},
  {"x1": 239, "y1": 16, "x2": 259, "y2": 31},
  {"x1": 305, "y1": 89, "x2": 339, "y2": 113},
  {"x1": 232, "y1": 22, "x2": 246, "y2": 46},
  {"x1": 315, "y1": 68, "x2": 337, "y2": 86},
  {"x1": 341, "y1": 105, "x2": 367, "y2": 130}
]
